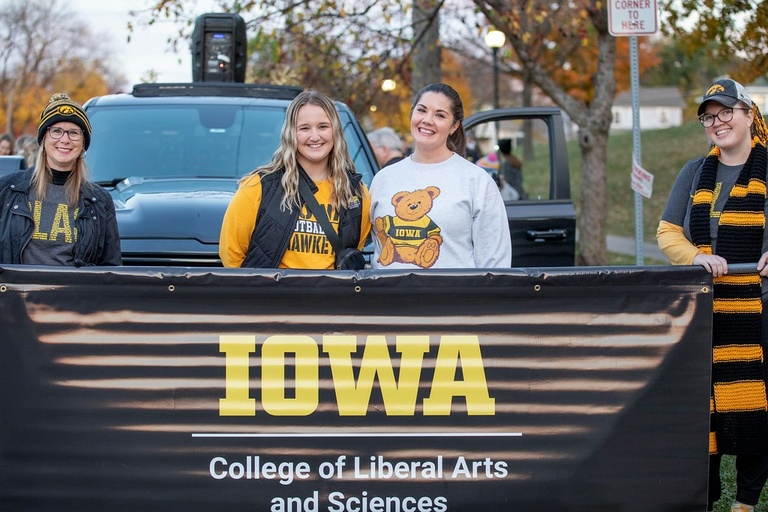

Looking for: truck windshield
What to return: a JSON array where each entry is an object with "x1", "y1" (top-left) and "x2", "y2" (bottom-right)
[{"x1": 85, "y1": 104, "x2": 375, "y2": 186}]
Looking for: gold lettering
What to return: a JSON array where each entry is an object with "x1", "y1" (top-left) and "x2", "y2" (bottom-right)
[
  {"x1": 423, "y1": 335, "x2": 495, "y2": 415},
  {"x1": 262, "y1": 335, "x2": 319, "y2": 416},
  {"x1": 219, "y1": 335, "x2": 257, "y2": 416},
  {"x1": 31, "y1": 200, "x2": 48, "y2": 240},
  {"x1": 49, "y1": 204, "x2": 73, "y2": 243},
  {"x1": 219, "y1": 334, "x2": 494, "y2": 417},
  {"x1": 324, "y1": 335, "x2": 429, "y2": 416}
]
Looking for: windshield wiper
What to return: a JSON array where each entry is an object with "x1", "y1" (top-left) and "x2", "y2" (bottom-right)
[{"x1": 95, "y1": 178, "x2": 126, "y2": 187}]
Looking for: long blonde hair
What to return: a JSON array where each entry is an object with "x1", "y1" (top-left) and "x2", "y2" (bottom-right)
[{"x1": 243, "y1": 90, "x2": 359, "y2": 211}]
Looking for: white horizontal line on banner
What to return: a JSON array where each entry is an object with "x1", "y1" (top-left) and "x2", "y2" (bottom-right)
[{"x1": 192, "y1": 432, "x2": 523, "y2": 438}]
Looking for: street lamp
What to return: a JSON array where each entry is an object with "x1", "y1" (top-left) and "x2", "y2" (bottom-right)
[
  {"x1": 381, "y1": 79, "x2": 397, "y2": 92},
  {"x1": 485, "y1": 30, "x2": 506, "y2": 156},
  {"x1": 484, "y1": 30, "x2": 506, "y2": 110}
]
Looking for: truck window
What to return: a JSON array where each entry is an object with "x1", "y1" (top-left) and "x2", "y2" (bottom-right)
[
  {"x1": 474, "y1": 117, "x2": 553, "y2": 201},
  {"x1": 340, "y1": 112, "x2": 376, "y2": 187},
  {"x1": 504, "y1": 117, "x2": 552, "y2": 201},
  {"x1": 86, "y1": 105, "x2": 286, "y2": 181},
  {"x1": 87, "y1": 105, "x2": 376, "y2": 187}
]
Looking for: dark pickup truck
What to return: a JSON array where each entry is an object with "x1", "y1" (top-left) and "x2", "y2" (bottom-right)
[{"x1": 83, "y1": 84, "x2": 575, "y2": 267}]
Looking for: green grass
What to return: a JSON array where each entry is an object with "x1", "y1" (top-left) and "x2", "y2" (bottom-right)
[
  {"x1": 520, "y1": 119, "x2": 711, "y2": 264},
  {"x1": 714, "y1": 456, "x2": 768, "y2": 511},
  {"x1": 586, "y1": 121, "x2": 709, "y2": 243},
  {"x1": 570, "y1": 120, "x2": 710, "y2": 263}
]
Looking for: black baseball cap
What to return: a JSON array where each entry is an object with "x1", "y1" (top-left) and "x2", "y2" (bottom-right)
[{"x1": 698, "y1": 79, "x2": 753, "y2": 116}]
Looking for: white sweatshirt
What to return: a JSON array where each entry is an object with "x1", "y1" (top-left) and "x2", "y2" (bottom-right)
[{"x1": 369, "y1": 153, "x2": 512, "y2": 269}]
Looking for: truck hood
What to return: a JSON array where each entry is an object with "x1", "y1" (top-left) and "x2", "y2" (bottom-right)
[{"x1": 108, "y1": 177, "x2": 238, "y2": 243}]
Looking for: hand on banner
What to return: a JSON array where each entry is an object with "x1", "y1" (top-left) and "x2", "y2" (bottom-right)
[
  {"x1": 757, "y1": 251, "x2": 768, "y2": 277},
  {"x1": 694, "y1": 253, "x2": 728, "y2": 277}
]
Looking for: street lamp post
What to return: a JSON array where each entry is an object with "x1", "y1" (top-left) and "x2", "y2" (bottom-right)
[
  {"x1": 380, "y1": 79, "x2": 398, "y2": 126},
  {"x1": 484, "y1": 29, "x2": 506, "y2": 155},
  {"x1": 484, "y1": 30, "x2": 506, "y2": 110}
]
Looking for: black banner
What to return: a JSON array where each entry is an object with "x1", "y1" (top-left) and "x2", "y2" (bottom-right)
[{"x1": 0, "y1": 265, "x2": 712, "y2": 511}]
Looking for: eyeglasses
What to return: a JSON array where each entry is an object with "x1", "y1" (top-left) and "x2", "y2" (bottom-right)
[
  {"x1": 48, "y1": 126, "x2": 84, "y2": 141},
  {"x1": 698, "y1": 107, "x2": 750, "y2": 128}
]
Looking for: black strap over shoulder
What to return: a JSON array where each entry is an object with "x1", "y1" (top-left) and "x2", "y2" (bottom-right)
[{"x1": 298, "y1": 176, "x2": 343, "y2": 255}]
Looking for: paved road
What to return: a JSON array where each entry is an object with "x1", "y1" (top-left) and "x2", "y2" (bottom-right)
[{"x1": 606, "y1": 234, "x2": 667, "y2": 263}]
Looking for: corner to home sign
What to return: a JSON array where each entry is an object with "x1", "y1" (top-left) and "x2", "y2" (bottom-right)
[
  {"x1": 608, "y1": 0, "x2": 658, "y2": 36},
  {"x1": 0, "y1": 265, "x2": 712, "y2": 510}
]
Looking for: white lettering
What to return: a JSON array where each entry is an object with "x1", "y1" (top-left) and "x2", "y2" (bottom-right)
[{"x1": 208, "y1": 456, "x2": 310, "y2": 484}]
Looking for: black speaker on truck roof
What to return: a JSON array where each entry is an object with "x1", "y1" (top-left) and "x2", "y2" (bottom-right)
[{"x1": 191, "y1": 13, "x2": 247, "y2": 83}]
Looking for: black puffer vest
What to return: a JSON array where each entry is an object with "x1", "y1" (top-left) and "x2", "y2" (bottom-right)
[{"x1": 241, "y1": 168, "x2": 363, "y2": 268}]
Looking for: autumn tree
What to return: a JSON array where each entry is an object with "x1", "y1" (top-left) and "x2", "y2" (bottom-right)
[
  {"x1": 660, "y1": 0, "x2": 768, "y2": 85},
  {"x1": 470, "y1": 1, "x2": 617, "y2": 264},
  {"x1": 641, "y1": 38, "x2": 723, "y2": 104},
  {"x1": 412, "y1": 0, "x2": 442, "y2": 92},
  {"x1": 141, "y1": 1, "x2": 416, "y2": 121},
  {"x1": 471, "y1": 1, "x2": 763, "y2": 264},
  {"x1": 142, "y1": 0, "x2": 740, "y2": 265},
  {"x1": 0, "y1": 0, "x2": 123, "y2": 136},
  {"x1": 135, "y1": 0, "x2": 473, "y2": 125}
]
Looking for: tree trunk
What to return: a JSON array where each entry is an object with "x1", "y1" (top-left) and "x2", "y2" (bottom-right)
[
  {"x1": 576, "y1": 124, "x2": 609, "y2": 265},
  {"x1": 475, "y1": 0, "x2": 616, "y2": 267},
  {"x1": 4, "y1": 86, "x2": 14, "y2": 134},
  {"x1": 411, "y1": 0, "x2": 441, "y2": 94},
  {"x1": 522, "y1": 68, "x2": 534, "y2": 160}
]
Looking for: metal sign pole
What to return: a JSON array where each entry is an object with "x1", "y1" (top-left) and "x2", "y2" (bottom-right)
[
  {"x1": 630, "y1": 36, "x2": 644, "y2": 265},
  {"x1": 608, "y1": 0, "x2": 657, "y2": 265}
]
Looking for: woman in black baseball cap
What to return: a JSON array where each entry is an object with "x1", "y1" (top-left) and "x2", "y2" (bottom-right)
[
  {"x1": 697, "y1": 78, "x2": 754, "y2": 117},
  {"x1": 658, "y1": 78, "x2": 768, "y2": 512},
  {"x1": 0, "y1": 93, "x2": 120, "y2": 266}
]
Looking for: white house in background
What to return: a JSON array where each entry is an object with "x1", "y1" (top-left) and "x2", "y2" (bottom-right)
[
  {"x1": 743, "y1": 83, "x2": 768, "y2": 113},
  {"x1": 611, "y1": 86, "x2": 685, "y2": 131}
]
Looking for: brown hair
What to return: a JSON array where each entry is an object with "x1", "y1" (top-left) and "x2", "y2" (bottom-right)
[{"x1": 411, "y1": 83, "x2": 467, "y2": 157}]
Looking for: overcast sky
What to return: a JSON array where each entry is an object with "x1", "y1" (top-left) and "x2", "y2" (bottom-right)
[{"x1": 69, "y1": 0, "x2": 221, "y2": 87}]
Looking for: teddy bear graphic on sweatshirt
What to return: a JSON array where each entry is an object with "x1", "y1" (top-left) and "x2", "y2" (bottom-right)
[{"x1": 374, "y1": 186, "x2": 442, "y2": 269}]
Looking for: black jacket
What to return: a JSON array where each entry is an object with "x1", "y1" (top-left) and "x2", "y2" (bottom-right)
[
  {"x1": 242, "y1": 168, "x2": 363, "y2": 268},
  {"x1": 0, "y1": 170, "x2": 121, "y2": 266}
]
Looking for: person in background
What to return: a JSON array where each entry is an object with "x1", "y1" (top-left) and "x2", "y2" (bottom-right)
[
  {"x1": 498, "y1": 138, "x2": 527, "y2": 200},
  {"x1": 465, "y1": 130, "x2": 481, "y2": 163},
  {"x1": 15, "y1": 135, "x2": 40, "y2": 169},
  {"x1": 475, "y1": 152, "x2": 500, "y2": 174},
  {"x1": 0, "y1": 93, "x2": 121, "y2": 266},
  {"x1": 219, "y1": 90, "x2": 371, "y2": 269},
  {"x1": 476, "y1": 153, "x2": 519, "y2": 201},
  {"x1": 492, "y1": 171, "x2": 519, "y2": 202},
  {"x1": 367, "y1": 127, "x2": 405, "y2": 168},
  {"x1": 0, "y1": 133, "x2": 14, "y2": 155},
  {"x1": 369, "y1": 82, "x2": 511, "y2": 269},
  {"x1": 656, "y1": 78, "x2": 768, "y2": 512}
]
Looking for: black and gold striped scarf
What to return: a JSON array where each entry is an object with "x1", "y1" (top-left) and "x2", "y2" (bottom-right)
[{"x1": 690, "y1": 104, "x2": 768, "y2": 455}]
